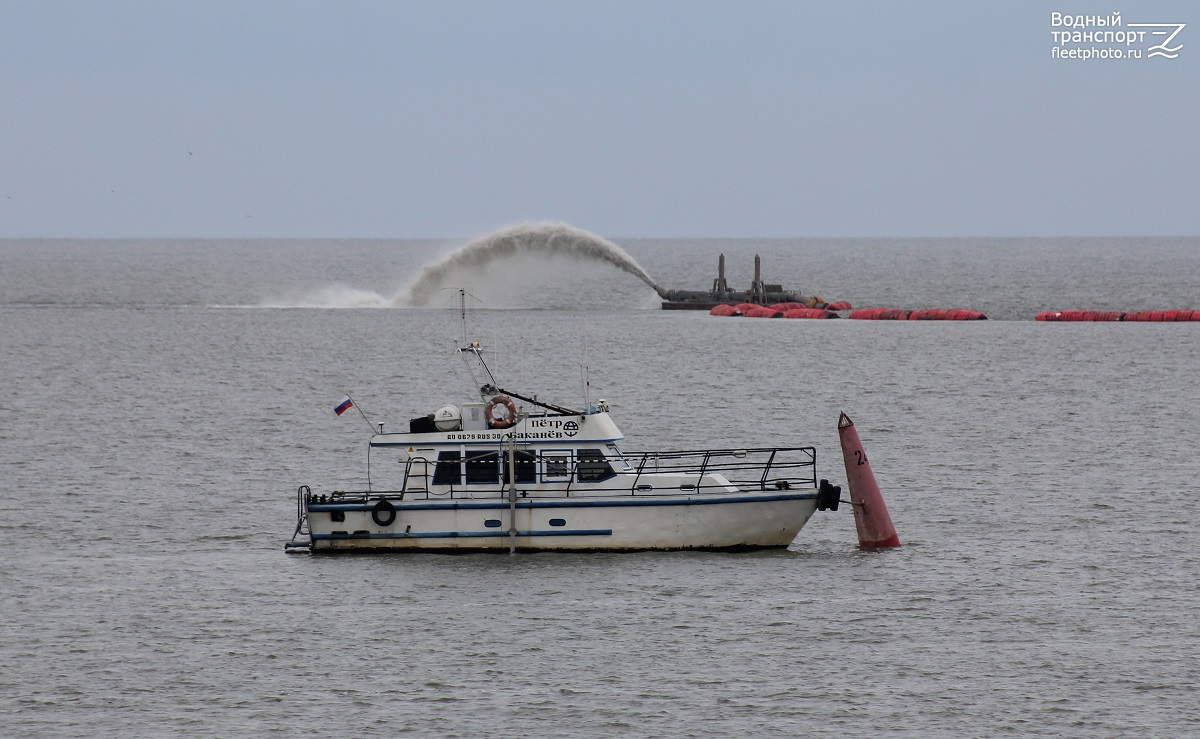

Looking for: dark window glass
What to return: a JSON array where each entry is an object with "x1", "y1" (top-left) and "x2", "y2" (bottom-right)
[
  {"x1": 548, "y1": 518, "x2": 566, "y2": 527},
  {"x1": 502, "y1": 450, "x2": 538, "y2": 484},
  {"x1": 543, "y1": 453, "x2": 571, "y2": 480},
  {"x1": 577, "y1": 449, "x2": 616, "y2": 482},
  {"x1": 465, "y1": 451, "x2": 500, "y2": 484},
  {"x1": 432, "y1": 451, "x2": 461, "y2": 485}
]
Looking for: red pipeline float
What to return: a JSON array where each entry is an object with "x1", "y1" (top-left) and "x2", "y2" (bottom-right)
[
  {"x1": 1037, "y1": 310, "x2": 1200, "y2": 322},
  {"x1": 849, "y1": 309, "x2": 987, "y2": 320}
]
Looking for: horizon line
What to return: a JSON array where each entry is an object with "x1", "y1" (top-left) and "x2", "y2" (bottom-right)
[{"x1": 3, "y1": 233, "x2": 1199, "y2": 241}]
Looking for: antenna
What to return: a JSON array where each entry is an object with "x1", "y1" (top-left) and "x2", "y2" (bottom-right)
[
  {"x1": 446, "y1": 287, "x2": 501, "y2": 398},
  {"x1": 582, "y1": 365, "x2": 591, "y2": 409},
  {"x1": 576, "y1": 335, "x2": 585, "y2": 410},
  {"x1": 458, "y1": 287, "x2": 469, "y2": 347},
  {"x1": 442, "y1": 286, "x2": 582, "y2": 415}
]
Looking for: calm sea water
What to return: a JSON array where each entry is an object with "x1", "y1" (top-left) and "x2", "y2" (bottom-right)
[{"x1": 2, "y1": 236, "x2": 1199, "y2": 736}]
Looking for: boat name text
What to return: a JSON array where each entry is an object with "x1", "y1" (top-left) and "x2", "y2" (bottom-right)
[
  {"x1": 446, "y1": 431, "x2": 574, "y2": 441},
  {"x1": 529, "y1": 419, "x2": 579, "y2": 437}
]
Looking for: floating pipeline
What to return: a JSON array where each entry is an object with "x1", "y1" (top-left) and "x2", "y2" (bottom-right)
[
  {"x1": 782, "y1": 308, "x2": 840, "y2": 319},
  {"x1": 908, "y1": 309, "x2": 988, "y2": 321},
  {"x1": 849, "y1": 308, "x2": 987, "y2": 320},
  {"x1": 708, "y1": 304, "x2": 842, "y2": 319},
  {"x1": 772, "y1": 301, "x2": 848, "y2": 317},
  {"x1": 1038, "y1": 310, "x2": 1200, "y2": 322},
  {"x1": 850, "y1": 309, "x2": 909, "y2": 320},
  {"x1": 713, "y1": 305, "x2": 1200, "y2": 322},
  {"x1": 1124, "y1": 310, "x2": 1200, "y2": 322},
  {"x1": 1035, "y1": 310, "x2": 1125, "y2": 322}
]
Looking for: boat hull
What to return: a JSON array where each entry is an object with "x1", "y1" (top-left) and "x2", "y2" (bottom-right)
[{"x1": 306, "y1": 492, "x2": 818, "y2": 552}]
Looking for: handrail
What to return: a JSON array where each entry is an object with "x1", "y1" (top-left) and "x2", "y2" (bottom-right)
[
  {"x1": 288, "y1": 485, "x2": 311, "y2": 545},
  {"x1": 696, "y1": 450, "x2": 712, "y2": 482},
  {"x1": 401, "y1": 456, "x2": 431, "y2": 498},
  {"x1": 296, "y1": 485, "x2": 310, "y2": 525},
  {"x1": 760, "y1": 449, "x2": 778, "y2": 491},
  {"x1": 631, "y1": 455, "x2": 648, "y2": 491},
  {"x1": 316, "y1": 446, "x2": 817, "y2": 502}
]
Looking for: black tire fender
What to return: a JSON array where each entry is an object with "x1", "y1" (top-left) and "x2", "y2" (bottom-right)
[{"x1": 371, "y1": 498, "x2": 397, "y2": 527}]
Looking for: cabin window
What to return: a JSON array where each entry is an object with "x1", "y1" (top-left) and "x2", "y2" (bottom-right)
[
  {"x1": 432, "y1": 451, "x2": 461, "y2": 485},
  {"x1": 542, "y1": 453, "x2": 573, "y2": 482},
  {"x1": 577, "y1": 449, "x2": 616, "y2": 483},
  {"x1": 502, "y1": 450, "x2": 538, "y2": 484},
  {"x1": 465, "y1": 451, "x2": 500, "y2": 484},
  {"x1": 542, "y1": 451, "x2": 572, "y2": 482}
]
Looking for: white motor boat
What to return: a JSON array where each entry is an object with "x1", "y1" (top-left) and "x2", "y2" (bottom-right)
[{"x1": 287, "y1": 301, "x2": 841, "y2": 553}]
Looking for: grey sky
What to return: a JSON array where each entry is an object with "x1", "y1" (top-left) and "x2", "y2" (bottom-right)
[{"x1": 1, "y1": 1, "x2": 1196, "y2": 238}]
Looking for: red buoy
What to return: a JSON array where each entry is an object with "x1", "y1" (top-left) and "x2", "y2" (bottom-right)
[
  {"x1": 709, "y1": 304, "x2": 741, "y2": 317},
  {"x1": 733, "y1": 303, "x2": 760, "y2": 314},
  {"x1": 744, "y1": 306, "x2": 784, "y2": 318},
  {"x1": 838, "y1": 412, "x2": 900, "y2": 548},
  {"x1": 769, "y1": 302, "x2": 807, "y2": 312},
  {"x1": 824, "y1": 301, "x2": 853, "y2": 311},
  {"x1": 783, "y1": 308, "x2": 839, "y2": 319}
]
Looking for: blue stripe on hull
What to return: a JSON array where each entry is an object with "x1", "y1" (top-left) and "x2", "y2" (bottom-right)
[
  {"x1": 312, "y1": 528, "x2": 613, "y2": 541},
  {"x1": 309, "y1": 492, "x2": 815, "y2": 513}
]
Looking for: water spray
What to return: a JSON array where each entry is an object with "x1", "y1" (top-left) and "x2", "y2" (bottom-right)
[{"x1": 403, "y1": 221, "x2": 666, "y2": 306}]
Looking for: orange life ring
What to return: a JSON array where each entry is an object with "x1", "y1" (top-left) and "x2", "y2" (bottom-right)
[{"x1": 485, "y1": 395, "x2": 517, "y2": 429}]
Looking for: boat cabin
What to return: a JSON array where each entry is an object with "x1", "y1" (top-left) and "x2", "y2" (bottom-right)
[{"x1": 368, "y1": 400, "x2": 640, "y2": 498}]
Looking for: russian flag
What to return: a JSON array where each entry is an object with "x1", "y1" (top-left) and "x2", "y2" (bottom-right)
[{"x1": 334, "y1": 397, "x2": 353, "y2": 416}]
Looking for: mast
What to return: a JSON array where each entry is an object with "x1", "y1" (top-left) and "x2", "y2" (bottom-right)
[
  {"x1": 751, "y1": 254, "x2": 764, "y2": 302},
  {"x1": 711, "y1": 253, "x2": 728, "y2": 293},
  {"x1": 452, "y1": 287, "x2": 581, "y2": 414},
  {"x1": 454, "y1": 288, "x2": 499, "y2": 398},
  {"x1": 507, "y1": 432, "x2": 518, "y2": 554},
  {"x1": 458, "y1": 288, "x2": 469, "y2": 348}
]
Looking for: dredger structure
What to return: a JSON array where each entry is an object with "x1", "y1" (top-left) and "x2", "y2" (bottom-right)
[{"x1": 657, "y1": 254, "x2": 831, "y2": 310}]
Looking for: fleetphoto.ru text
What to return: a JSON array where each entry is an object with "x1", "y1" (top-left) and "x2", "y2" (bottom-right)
[{"x1": 1050, "y1": 11, "x2": 1185, "y2": 61}]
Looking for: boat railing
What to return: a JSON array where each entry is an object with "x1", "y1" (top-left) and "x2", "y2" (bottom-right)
[
  {"x1": 316, "y1": 446, "x2": 816, "y2": 503},
  {"x1": 626, "y1": 446, "x2": 815, "y2": 493}
]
